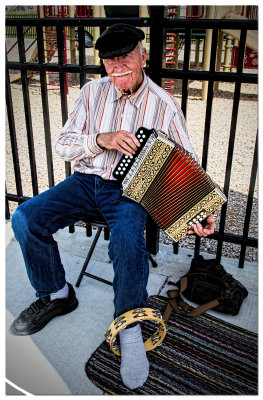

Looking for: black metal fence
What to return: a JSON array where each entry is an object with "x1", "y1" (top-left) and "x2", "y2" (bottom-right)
[{"x1": 5, "y1": 6, "x2": 258, "y2": 267}]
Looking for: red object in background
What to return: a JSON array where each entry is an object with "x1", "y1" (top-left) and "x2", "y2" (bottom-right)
[
  {"x1": 75, "y1": 6, "x2": 92, "y2": 17},
  {"x1": 232, "y1": 46, "x2": 258, "y2": 69},
  {"x1": 186, "y1": 5, "x2": 204, "y2": 18},
  {"x1": 37, "y1": 5, "x2": 69, "y2": 93}
]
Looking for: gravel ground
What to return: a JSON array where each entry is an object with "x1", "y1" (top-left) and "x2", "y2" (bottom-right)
[{"x1": 5, "y1": 68, "x2": 258, "y2": 262}]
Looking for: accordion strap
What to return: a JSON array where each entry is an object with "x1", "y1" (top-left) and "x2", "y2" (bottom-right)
[{"x1": 162, "y1": 276, "x2": 220, "y2": 320}]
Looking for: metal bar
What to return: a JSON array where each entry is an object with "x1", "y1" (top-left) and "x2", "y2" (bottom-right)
[
  {"x1": 6, "y1": 194, "x2": 31, "y2": 203},
  {"x1": 5, "y1": 17, "x2": 257, "y2": 30},
  {"x1": 6, "y1": 186, "x2": 11, "y2": 220},
  {"x1": 5, "y1": 67, "x2": 23, "y2": 202},
  {"x1": 6, "y1": 61, "x2": 102, "y2": 74},
  {"x1": 82, "y1": 272, "x2": 112, "y2": 286},
  {"x1": 209, "y1": 231, "x2": 257, "y2": 247},
  {"x1": 75, "y1": 227, "x2": 103, "y2": 287},
  {"x1": 202, "y1": 27, "x2": 219, "y2": 155},
  {"x1": 216, "y1": 28, "x2": 248, "y2": 260},
  {"x1": 181, "y1": 25, "x2": 191, "y2": 116},
  {"x1": 56, "y1": 25, "x2": 68, "y2": 122},
  {"x1": 6, "y1": 61, "x2": 258, "y2": 84},
  {"x1": 6, "y1": 17, "x2": 151, "y2": 28},
  {"x1": 149, "y1": 6, "x2": 165, "y2": 86},
  {"x1": 83, "y1": 272, "x2": 112, "y2": 286},
  {"x1": 194, "y1": 28, "x2": 219, "y2": 255},
  {"x1": 36, "y1": 24, "x2": 55, "y2": 188},
  {"x1": 238, "y1": 133, "x2": 258, "y2": 268},
  {"x1": 16, "y1": 25, "x2": 39, "y2": 197},
  {"x1": 146, "y1": 217, "x2": 159, "y2": 256},
  {"x1": 173, "y1": 242, "x2": 179, "y2": 255},
  {"x1": 236, "y1": 27, "x2": 248, "y2": 74},
  {"x1": 56, "y1": 24, "x2": 73, "y2": 233},
  {"x1": 147, "y1": 6, "x2": 164, "y2": 258},
  {"x1": 78, "y1": 25, "x2": 86, "y2": 88},
  {"x1": 56, "y1": 25, "x2": 70, "y2": 179},
  {"x1": 164, "y1": 18, "x2": 257, "y2": 30}
]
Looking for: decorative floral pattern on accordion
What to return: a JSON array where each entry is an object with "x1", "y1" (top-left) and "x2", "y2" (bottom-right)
[
  {"x1": 124, "y1": 140, "x2": 173, "y2": 203},
  {"x1": 166, "y1": 188, "x2": 226, "y2": 242}
]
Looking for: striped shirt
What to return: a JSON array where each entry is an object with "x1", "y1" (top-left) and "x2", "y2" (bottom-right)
[{"x1": 55, "y1": 72, "x2": 198, "y2": 180}]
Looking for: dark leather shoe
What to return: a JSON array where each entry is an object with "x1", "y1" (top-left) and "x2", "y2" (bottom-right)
[{"x1": 9, "y1": 283, "x2": 78, "y2": 336}]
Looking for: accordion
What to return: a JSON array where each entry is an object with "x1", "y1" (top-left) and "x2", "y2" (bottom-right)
[{"x1": 113, "y1": 127, "x2": 227, "y2": 242}]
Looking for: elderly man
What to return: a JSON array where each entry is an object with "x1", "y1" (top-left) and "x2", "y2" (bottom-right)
[{"x1": 10, "y1": 24, "x2": 215, "y2": 389}]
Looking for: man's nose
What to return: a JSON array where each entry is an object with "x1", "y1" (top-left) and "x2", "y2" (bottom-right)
[{"x1": 113, "y1": 56, "x2": 125, "y2": 66}]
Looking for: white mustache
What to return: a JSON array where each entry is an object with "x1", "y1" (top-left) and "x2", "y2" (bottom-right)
[{"x1": 111, "y1": 71, "x2": 132, "y2": 77}]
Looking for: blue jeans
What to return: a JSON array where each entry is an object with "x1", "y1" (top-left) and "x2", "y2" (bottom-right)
[{"x1": 12, "y1": 173, "x2": 149, "y2": 317}]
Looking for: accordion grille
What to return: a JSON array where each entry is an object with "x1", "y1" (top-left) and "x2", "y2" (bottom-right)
[{"x1": 141, "y1": 145, "x2": 215, "y2": 230}]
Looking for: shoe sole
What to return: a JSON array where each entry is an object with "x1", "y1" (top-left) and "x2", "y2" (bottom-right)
[{"x1": 9, "y1": 297, "x2": 79, "y2": 336}]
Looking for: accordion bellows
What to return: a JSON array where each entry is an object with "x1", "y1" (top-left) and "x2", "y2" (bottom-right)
[{"x1": 113, "y1": 127, "x2": 227, "y2": 242}]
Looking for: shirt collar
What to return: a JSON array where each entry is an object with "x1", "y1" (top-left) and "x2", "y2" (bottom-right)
[{"x1": 111, "y1": 71, "x2": 148, "y2": 108}]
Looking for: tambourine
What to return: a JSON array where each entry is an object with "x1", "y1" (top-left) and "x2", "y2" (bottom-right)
[{"x1": 104, "y1": 307, "x2": 167, "y2": 356}]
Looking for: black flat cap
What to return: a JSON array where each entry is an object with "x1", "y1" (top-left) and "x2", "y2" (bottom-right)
[{"x1": 95, "y1": 23, "x2": 145, "y2": 59}]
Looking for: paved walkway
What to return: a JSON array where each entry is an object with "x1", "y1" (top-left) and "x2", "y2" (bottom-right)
[{"x1": 5, "y1": 220, "x2": 258, "y2": 395}]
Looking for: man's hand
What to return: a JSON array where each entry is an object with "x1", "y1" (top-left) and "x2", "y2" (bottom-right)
[
  {"x1": 97, "y1": 130, "x2": 140, "y2": 156},
  {"x1": 187, "y1": 214, "x2": 215, "y2": 238}
]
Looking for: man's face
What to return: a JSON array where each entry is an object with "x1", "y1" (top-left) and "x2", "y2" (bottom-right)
[{"x1": 103, "y1": 44, "x2": 146, "y2": 94}]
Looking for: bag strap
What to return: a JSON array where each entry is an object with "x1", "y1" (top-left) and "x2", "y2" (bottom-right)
[
  {"x1": 184, "y1": 272, "x2": 230, "y2": 288},
  {"x1": 162, "y1": 276, "x2": 220, "y2": 321}
]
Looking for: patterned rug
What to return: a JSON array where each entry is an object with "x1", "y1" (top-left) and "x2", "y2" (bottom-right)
[{"x1": 85, "y1": 296, "x2": 258, "y2": 395}]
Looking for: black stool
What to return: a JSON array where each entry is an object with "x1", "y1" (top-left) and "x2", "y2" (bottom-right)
[{"x1": 75, "y1": 215, "x2": 158, "y2": 287}]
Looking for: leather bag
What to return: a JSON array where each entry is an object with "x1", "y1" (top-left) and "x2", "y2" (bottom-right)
[{"x1": 163, "y1": 255, "x2": 248, "y2": 320}]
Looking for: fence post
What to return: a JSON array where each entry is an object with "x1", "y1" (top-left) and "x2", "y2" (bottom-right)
[{"x1": 149, "y1": 6, "x2": 166, "y2": 86}]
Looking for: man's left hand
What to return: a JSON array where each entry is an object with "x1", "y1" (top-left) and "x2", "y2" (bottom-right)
[{"x1": 187, "y1": 214, "x2": 215, "y2": 238}]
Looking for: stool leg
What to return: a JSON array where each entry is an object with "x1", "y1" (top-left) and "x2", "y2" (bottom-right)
[
  {"x1": 149, "y1": 253, "x2": 158, "y2": 268},
  {"x1": 75, "y1": 227, "x2": 102, "y2": 287}
]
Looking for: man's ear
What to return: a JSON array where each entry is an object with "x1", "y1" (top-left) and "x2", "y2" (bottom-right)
[{"x1": 141, "y1": 47, "x2": 147, "y2": 67}]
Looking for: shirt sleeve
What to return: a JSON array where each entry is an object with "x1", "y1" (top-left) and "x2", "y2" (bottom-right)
[
  {"x1": 168, "y1": 107, "x2": 199, "y2": 163},
  {"x1": 54, "y1": 85, "x2": 104, "y2": 162}
]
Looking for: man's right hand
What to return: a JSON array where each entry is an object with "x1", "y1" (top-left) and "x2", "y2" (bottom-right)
[{"x1": 96, "y1": 130, "x2": 140, "y2": 157}]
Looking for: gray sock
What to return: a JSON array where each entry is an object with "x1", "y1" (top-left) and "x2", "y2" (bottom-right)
[
  {"x1": 119, "y1": 324, "x2": 149, "y2": 389},
  {"x1": 50, "y1": 283, "x2": 69, "y2": 301}
]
